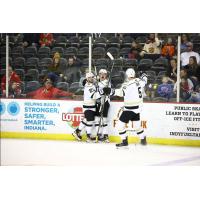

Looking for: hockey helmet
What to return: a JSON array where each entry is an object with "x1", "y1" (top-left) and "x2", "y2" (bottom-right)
[
  {"x1": 86, "y1": 72, "x2": 94, "y2": 79},
  {"x1": 126, "y1": 68, "x2": 135, "y2": 78},
  {"x1": 99, "y1": 69, "x2": 108, "y2": 74}
]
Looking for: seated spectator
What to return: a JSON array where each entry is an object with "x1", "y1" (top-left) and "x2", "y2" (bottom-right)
[
  {"x1": 128, "y1": 41, "x2": 142, "y2": 59},
  {"x1": 161, "y1": 38, "x2": 175, "y2": 59},
  {"x1": 1, "y1": 65, "x2": 22, "y2": 97},
  {"x1": 166, "y1": 58, "x2": 177, "y2": 83},
  {"x1": 180, "y1": 42, "x2": 200, "y2": 67},
  {"x1": 26, "y1": 76, "x2": 73, "y2": 99},
  {"x1": 141, "y1": 33, "x2": 161, "y2": 56},
  {"x1": 187, "y1": 85, "x2": 200, "y2": 102},
  {"x1": 39, "y1": 33, "x2": 54, "y2": 47},
  {"x1": 174, "y1": 76, "x2": 194, "y2": 102},
  {"x1": 48, "y1": 52, "x2": 64, "y2": 82},
  {"x1": 157, "y1": 76, "x2": 174, "y2": 100},
  {"x1": 185, "y1": 56, "x2": 200, "y2": 84},
  {"x1": 181, "y1": 34, "x2": 190, "y2": 53},
  {"x1": 63, "y1": 56, "x2": 81, "y2": 83}
]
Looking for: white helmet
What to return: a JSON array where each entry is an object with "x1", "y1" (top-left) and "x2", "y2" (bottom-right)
[
  {"x1": 86, "y1": 72, "x2": 94, "y2": 79},
  {"x1": 126, "y1": 68, "x2": 135, "y2": 78},
  {"x1": 99, "y1": 69, "x2": 107, "y2": 74}
]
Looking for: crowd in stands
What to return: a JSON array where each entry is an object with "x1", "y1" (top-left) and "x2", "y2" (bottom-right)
[{"x1": 0, "y1": 33, "x2": 200, "y2": 102}]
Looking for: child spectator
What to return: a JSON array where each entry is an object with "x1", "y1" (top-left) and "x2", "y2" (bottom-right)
[
  {"x1": 1, "y1": 66, "x2": 22, "y2": 97},
  {"x1": 161, "y1": 38, "x2": 175, "y2": 59},
  {"x1": 26, "y1": 76, "x2": 73, "y2": 99},
  {"x1": 141, "y1": 33, "x2": 161, "y2": 56},
  {"x1": 157, "y1": 76, "x2": 174, "y2": 100},
  {"x1": 39, "y1": 33, "x2": 54, "y2": 47},
  {"x1": 187, "y1": 85, "x2": 200, "y2": 102}
]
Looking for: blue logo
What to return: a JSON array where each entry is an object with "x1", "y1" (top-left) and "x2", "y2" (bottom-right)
[
  {"x1": 0, "y1": 102, "x2": 6, "y2": 115},
  {"x1": 7, "y1": 102, "x2": 20, "y2": 116}
]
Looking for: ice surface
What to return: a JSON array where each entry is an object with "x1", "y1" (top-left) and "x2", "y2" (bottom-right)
[{"x1": 1, "y1": 139, "x2": 200, "y2": 166}]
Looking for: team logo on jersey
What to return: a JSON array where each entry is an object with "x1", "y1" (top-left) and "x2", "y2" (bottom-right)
[{"x1": 62, "y1": 107, "x2": 84, "y2": 128}]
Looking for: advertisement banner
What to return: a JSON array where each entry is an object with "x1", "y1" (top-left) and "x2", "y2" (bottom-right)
[{"x1": 0, "y1": 99, "x2": 200, "y2": 142}]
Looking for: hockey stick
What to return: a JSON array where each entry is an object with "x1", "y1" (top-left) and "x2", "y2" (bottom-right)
[{"x1": 96, "y1": 52, "x2": 114, "y2": 142}]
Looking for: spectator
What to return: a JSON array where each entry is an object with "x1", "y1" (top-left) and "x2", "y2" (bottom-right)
[
  {"x1": 48, "y1": 52, "x2": 64, "y2": 82},
  {"x1": 187, "y1": 85, "x2": 200, "y2": 102},
  {"x1": 180, "y1": 42, "x2": 200, "y2": 67},
  {"x1": 157, "y1": 76, "x2": 174, "y2": 100},
  {"x1": 22, "y1": 33, "x2": 40, "y2": 47},
  {"x1": 174, "y1": 76, "x2": 194, "y2": 101},
  {"x1": 39, "y1": 33, "x2": 54, "y2": 47},
  {"x1": 63, "y1": 56, "x2": 81, "y2": 83},
  {"x1": 185, "y1": 56, "x2": 200, "y2": 83},
  {"x1": 128, "y1": 41, "x2": 142, "y2": 59},
  {"x1": 26, "y1": 76, "x2": 73, "y2": 99},
  {"x1": 181, "y1": 34, "x2": 190, "y2": 53},
  {"x1": 141, "y1": 33, "x2": 161, "y2": 56},
  {"x1": 1, "y1": 66, "x2": 22, "y2": 97},
  {"x1": 166, "y1": 58, "x2": 177, "y2": 82},
  {"x1": 161, "y1": 38, "x2": 175, "y2": 59}
]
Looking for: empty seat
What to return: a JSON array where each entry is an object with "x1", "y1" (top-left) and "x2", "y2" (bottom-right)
[
  {"x1": 69, "y1": 82, "x2": 83, "y2": 93},
  {"x1": 107, "y1": 47, "x2": 120, "y2": 59},
  {"x1": 13, "y1": 57, "x2": 26, "y2": 69},
  {"x1": 25, "y1": 69, "x2": 39, "y2": 81},
  {"x1": 12, "y1": 46, "x2": 24, "y2": 58},
  {"x1": 157, "y1": 71, "x2": 167, "y2": 77},
  {"x1": 135, "y1": 36, "x2": 147, "y2": 44},
  {"x1": 93, "y1": 37, "x2": 107, "y2": 48},
  {"x1": 146, "y1": 70, "x2": 156, "y2": 78},
  {"x1": 78, "y1": 47, "x2": 89, "y2": 59},
  {"x1": 0, "y1": 57, "x2": 12, "y2": 67},
  {"x1": 119, "y1": 47, "x2": 131, "y2": 58},
  {"x1": 94, "y1": 58, "x2": 108, "y2": 68},
  {"x1": 54, "y1": 36, "x2": 67, "y2": 48},
  {"x1": 38, "y1": 46, "x2": 50, "y2": 59},
  {"x1": 25, "y1": 57, "x2": 39, "y2": 69},
  {"x1": 64, "y1": 47, "x2": 78, "y2": 58},
  {"x1": 39, "y1": 58, "x2": 53, "y2": 70},
  {"x1": 154, "y1": 58, "x2": 168, "y2": 67},
  {"x1": 79, "y1": 36, "x2": 91, "y2": 48},
  {"x1": 25, "y1": 81, "x2": 41, "y2": 93},
  {"x1": 68, "y1": 36, "x2": 80, "y2": 47},
  {"x1": 124, "y1": 59, "x2": 138, "y2": 67},
  {"x1": 56, "y1": 82, "x2": 69, "y2": 91},
  {"x1": 23, "y1": 46, "x2": 37, "y2": 58},
  {"x1": 0, "y1": 46, "x2": 11, "y2": 57},
  {"x1": 92, "y1": 47, "x2": 106, "y2": 59},
  {"x1": 121, "y1": 36, "x2": 134, "y2": 48},
  {"x1": 107, "y1": 37, "x2": 121, "y2": 48},
  {"x1": 138, "y1": 59, "x2": 153, "y2": 71}
]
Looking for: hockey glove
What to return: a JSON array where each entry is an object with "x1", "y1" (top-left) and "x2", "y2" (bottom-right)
[{"x1": 103, "y1": 87, "x2": 111, "y2": 95}]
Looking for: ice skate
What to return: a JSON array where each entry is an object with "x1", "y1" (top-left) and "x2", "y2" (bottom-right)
[
  {"x1": 86, "y1": 134, "x2": 95, "y2": 143},
  {"x1": 116, "y1": 138, "x2": 128, "y2": 149},
  {"x1": 72, "y1": 129, "x2": 82, "y2": 141},
  {"x1": 102, "y1": 135, "x2": 110, "y2": 143},
  {"x1": 140, "y1": 136, "x2": 147, "y2": 145}
]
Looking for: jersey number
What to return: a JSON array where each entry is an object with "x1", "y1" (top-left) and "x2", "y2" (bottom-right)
[{"x1": 138, "y1": 87, "x2": 142, "y2": 98}]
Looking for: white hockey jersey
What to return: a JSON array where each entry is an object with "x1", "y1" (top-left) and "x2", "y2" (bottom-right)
[
  {"x1": 83, "y1": 82, "x2": 100, "y2": 109},
  {"x1": 97, "y1": 79, "x2": 114, "y2": 103},
  {"x1": 115, "y1": 76, "x2": 147, "y2": 109}
]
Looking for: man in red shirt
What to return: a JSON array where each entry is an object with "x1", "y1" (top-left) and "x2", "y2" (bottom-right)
[
  {"x1": 26, "y1": 77, "x2": 73, "y2": 99},
  {"x1": 1, "y1": 66, "x2": 22, "y2": 97}
]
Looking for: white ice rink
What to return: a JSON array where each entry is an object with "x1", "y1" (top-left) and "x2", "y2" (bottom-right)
[{"x1": 1, "y1": 139, "x2": 200, "y2": 166}]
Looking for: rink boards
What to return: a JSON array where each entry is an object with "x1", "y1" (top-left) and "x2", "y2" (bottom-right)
[{"x1": 0, "y1": 98, "x2": 200, "y2": 146}]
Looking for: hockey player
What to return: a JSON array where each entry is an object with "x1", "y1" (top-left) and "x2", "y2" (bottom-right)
[
  {"x1": 72, "y1": 72, "x2": 100, "y2": 142},
  {"x1": 114, "y1": 68, "x2": 147, "y2": 148},
  {"x1": 95, "y1": 69, "x2": 114, "y2": 142}
]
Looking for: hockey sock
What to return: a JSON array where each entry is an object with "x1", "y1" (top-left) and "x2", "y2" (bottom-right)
[
  {"x1": 119, "y1": 130, "x2": 127, "y2": 140},
  {"x1": 137, "y1": 130, "x2": 145, "y2": 139}
]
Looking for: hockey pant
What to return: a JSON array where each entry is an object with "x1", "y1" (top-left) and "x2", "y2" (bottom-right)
[
  {"x1": 117, "y1": 110, "x2": 145, "y2": 140},
  {"x1": 78, "y1": 109, "x2": 95, "y2": 135}
]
